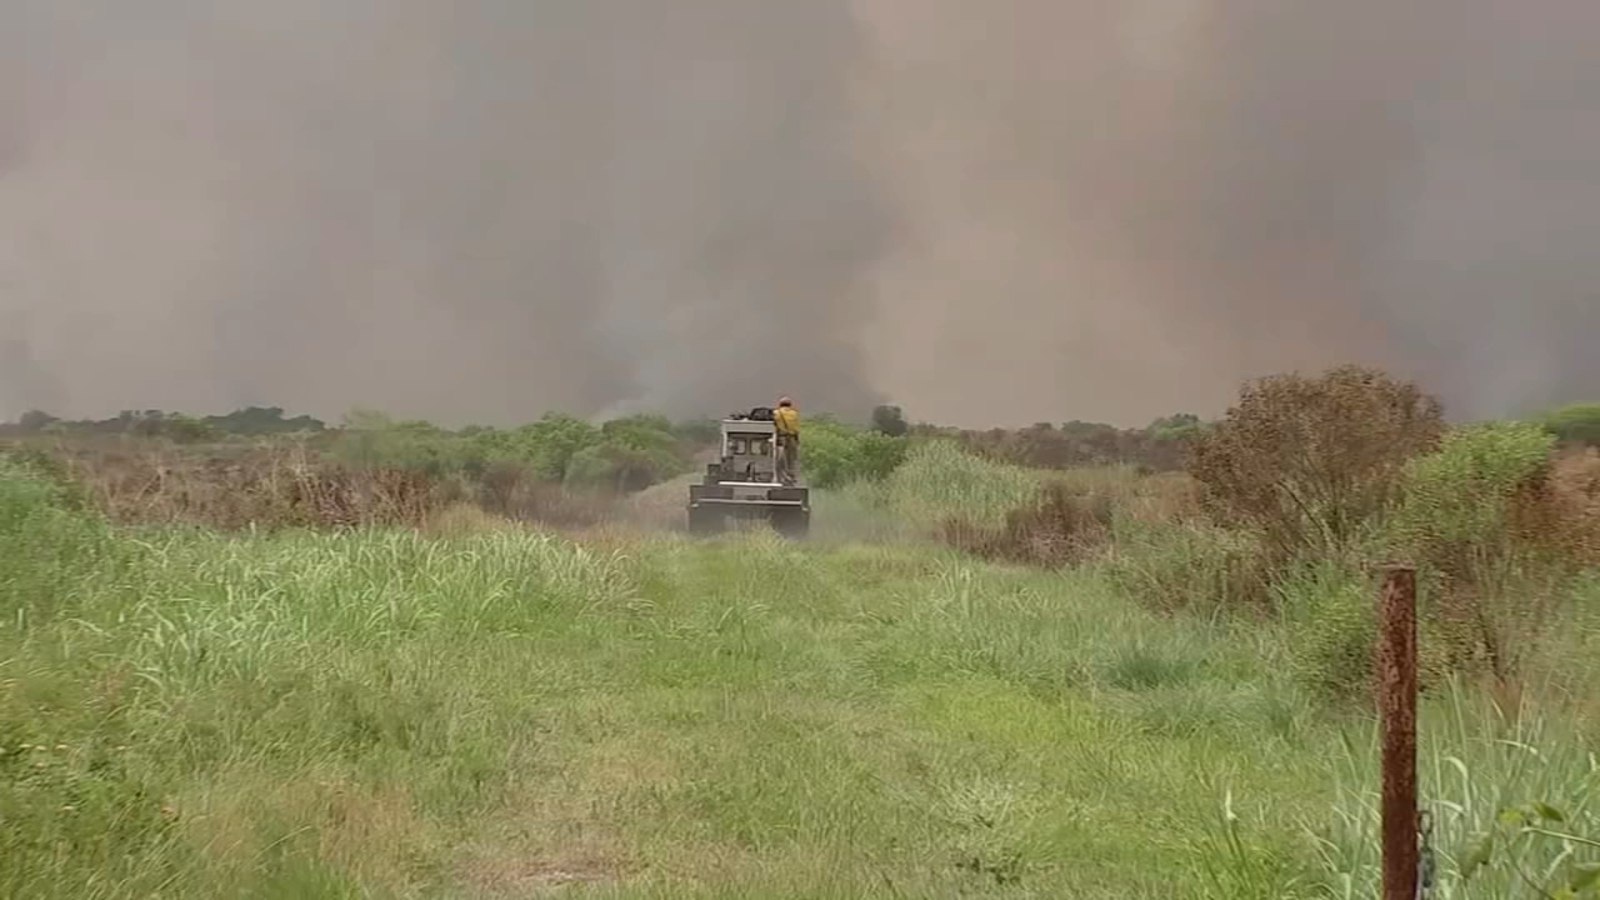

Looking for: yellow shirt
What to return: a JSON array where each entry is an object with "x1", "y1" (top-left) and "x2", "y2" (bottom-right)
[{"x1": 773, "y1": 406, "x2": 799, "y2": 435}]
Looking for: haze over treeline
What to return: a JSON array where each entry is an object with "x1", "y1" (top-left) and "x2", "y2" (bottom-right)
[{"x1": 2, "y1": 1, "x2": 1597, "y2": 427}]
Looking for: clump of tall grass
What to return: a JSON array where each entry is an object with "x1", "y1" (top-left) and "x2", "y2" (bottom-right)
[
  {"x1": 942, "y1": 481, "x2": 1113, "y2": 568},
  {"x1": 1103, "y1": 517, "x2": 1273, "y2": 614},
  {"x1": 884, "y1": 440, "x2": 1039, "y2": 533},
  {"x1": 1310, "y1": 683, "x2": 1600, "y2": 898},
  {"x1": 0, "y1": 456, "x2": 121, "y2": 629},
  {"x1": 1189, "y1": 683, "x2": 1600, "y2": 899}
]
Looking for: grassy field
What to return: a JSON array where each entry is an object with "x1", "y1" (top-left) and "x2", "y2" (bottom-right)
[{"x1": 4, "y1": 433, "x2": 1600, "y2": 898}]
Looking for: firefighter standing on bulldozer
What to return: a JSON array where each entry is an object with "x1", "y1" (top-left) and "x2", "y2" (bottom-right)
[{"x1": 774, "y1": 396, "x2": 799, "y2": 485}]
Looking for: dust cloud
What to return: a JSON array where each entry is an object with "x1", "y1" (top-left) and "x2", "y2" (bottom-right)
[{"x1": 2, "y1": 1, "x2": 1598, "y2": 427}]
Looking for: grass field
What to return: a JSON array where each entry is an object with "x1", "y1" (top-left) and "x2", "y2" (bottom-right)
[{"x1": 4, "y1": 436, "x2": 1600, "y2": 898}]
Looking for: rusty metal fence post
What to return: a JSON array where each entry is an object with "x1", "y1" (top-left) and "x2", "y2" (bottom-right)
[{"x1": 1377, "y1": 564, "x2": 1418, "y2": 900}]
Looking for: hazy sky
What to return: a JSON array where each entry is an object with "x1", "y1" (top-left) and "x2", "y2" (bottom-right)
[{"x1": 2, "y1": 1, "x2": 1598, "y2": 426}]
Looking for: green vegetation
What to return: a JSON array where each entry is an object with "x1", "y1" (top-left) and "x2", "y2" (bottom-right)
[
  {"x1": 1538, "y1": 402, "x2": 1600, "y2": 446},
  {"x1": 5, "y1": 368, "x2": 1600, "y2": 897}
]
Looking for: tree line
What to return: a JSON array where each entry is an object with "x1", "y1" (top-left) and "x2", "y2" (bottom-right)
[{"x1": 6, "y1": 397, "x2": 1596, "y2": 494}]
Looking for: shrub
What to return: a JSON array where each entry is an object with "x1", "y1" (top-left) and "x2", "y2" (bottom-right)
[
  {"x1": 1272, "y1": 561, "x2": 1381, "y2": 701},
  {"x1": 918, "y1": 416, "x2": 1203, "y2": 472},
  {"x1": 871, "y1": 404, "x2": 909, "y2": 437},
  {"x1": 1538, "y1": 402, "x2": 1600, "y2": 446},
  {"x1": 472, "y1": 412, "x2": 602, "y2": 481},
  {"x1": 564, "y1": 443, "x2": 663, "y2": 492},
  {"x1": 1187, "y1": 364, "x2": 1445, "y2": 564},
  {"x1": 1388, "y1": 420, "x2": 1556, "y2": 568},
  {"x1": 1388, "y1": 420, "x2": 1572, "y2": 686},
  {"x1": 799, "y1": 419, "x2": 909, "y2": 489},
  {"x1": 942, "y1": 481, "x2": 1112, "y2": 568},
  {"x1": 333, "y1": 410, "x2": 478, "y2": 476},
  {"x1": 468, "y1": 413, "x2": 692, "y2": 491}
]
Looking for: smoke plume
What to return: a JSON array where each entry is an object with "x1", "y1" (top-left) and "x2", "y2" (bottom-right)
[
  {"x1": 3, "y1": 1, "x2": 1598, "y2": 426},
  {"x1": 858, "y1": 0, "x2": 1600, "y2": 424},
  {"x1": 0, "y1": 0, "x2": 892, "y2": 424}
]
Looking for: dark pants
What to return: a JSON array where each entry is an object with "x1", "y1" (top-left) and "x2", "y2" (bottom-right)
[{"x1": 777, "y1": 433, "x2": 799, "y2": 484}]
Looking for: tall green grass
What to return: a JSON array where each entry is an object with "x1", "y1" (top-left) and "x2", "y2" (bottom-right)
[
  {"x1": 1309, "y1": 684, "x2": 1600, "y2": 899},
  {"x1": 809, "y1": 440, "x2": 1041, "y2": 544},
  {"x1": 3, "y1": 451, "x2": 1598, "y2": 898}
]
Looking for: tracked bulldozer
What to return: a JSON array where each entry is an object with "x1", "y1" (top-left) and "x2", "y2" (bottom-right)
[{"x1": 686, "y1": 407, "x2": 809, "y2": 537}]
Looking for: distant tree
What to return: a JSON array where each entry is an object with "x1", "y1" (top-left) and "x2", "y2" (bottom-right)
[
  {"x1": 208, "y1": 405, "x2": 325, "y2": 433},
  {"x1": 164, "y1": 414, "x2": 218, "y2": 443},
  {"x1": 871, "y1": 403, "x2": 909, "y2": 437},
  {"x1": 340, "y1": 408, "x2": 393, "y2": 431},
  {"x1": 16, "y1": 409, "x2": 57, "y2": 431},
  {"x1": 1147, "y1": 412, "x2": 1205, "y2": 442},
  {"x1": 672, "y1": 417, "x2": 722, "y2": 445},
  {"x1": 479, "y1": 412, "x2": 604, "y2": 481}
]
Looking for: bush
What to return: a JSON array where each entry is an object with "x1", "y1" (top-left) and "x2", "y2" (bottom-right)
[
  {"x1": 1388, "y1": 420, "x2": 1573, "y2": 686},
  {"x1": 472, "y1": 412, "x2": 602, "y2": 482},
  {"x1": 871, "y1": 404, "x2": 909, "y2": 437},
  {"x1": 1187, "y1": 364, "x2": 1445, "y2": 564},
  {"x1": 799, "y1": 419, "x2": 909, "y2": 489},
  {"x1": 1538, "y1": 402, "x2": 1600, "y2": 445},
  {"x1": 1388, "y1": 420, "x2": 1556, "y2": 567},
  {"x1": 917, "y1": 416, "x2": 1202, "y2": 472},
  {"x1": 564, "y1": 443, "x2": 663, "y2": 492},
  {"x1": 335, "y1": 412, "x2": 479, "y2": 476},
  {"x1": 942, "y1": 481, "x2": 1113, "y2": 568},
  {"x1": 1271, "y1": 561, "x2": 1381, "y2": 701}
]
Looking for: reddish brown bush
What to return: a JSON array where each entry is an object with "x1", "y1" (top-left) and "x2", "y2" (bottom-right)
[{"x1": 1187, "y1": 364, "x2": 1445, "y2": 563}]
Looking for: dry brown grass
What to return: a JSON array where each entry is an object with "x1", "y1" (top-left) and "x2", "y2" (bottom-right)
[
  {"x1": 1544, "y1": 445, "x2": 1600, "y2": 563},
  {"x1": 10, "y1": 436, "x2": 679, "y2": 534},
  {"x1": 1084, "y1": 468, "x2": 1204, "y2": 526},
  {"x1": 55, "y1": 441, "x2": 438, "y2": 530},
  {"x1": 941, "y1": 481, "x2": 1115, "y2": 568},
  {"x1": 168, "y1": 768, "x2": 444, "y2": 898}
]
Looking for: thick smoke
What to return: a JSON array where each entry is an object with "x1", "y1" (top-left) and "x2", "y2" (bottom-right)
[
  {"x1": 858, "y1": 0, "x2": 1600, "y2": 424},
  {"x1": 4, "y1": 1, "x2": 1599, "y2": 427},
  {"x1": 0, "y1": 1, "x2": 891, "y2": 424}
]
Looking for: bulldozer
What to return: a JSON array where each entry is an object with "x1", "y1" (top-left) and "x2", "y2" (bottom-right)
[{"x1": 686, "y1": 407, "x2": 809, "y2": 537}]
